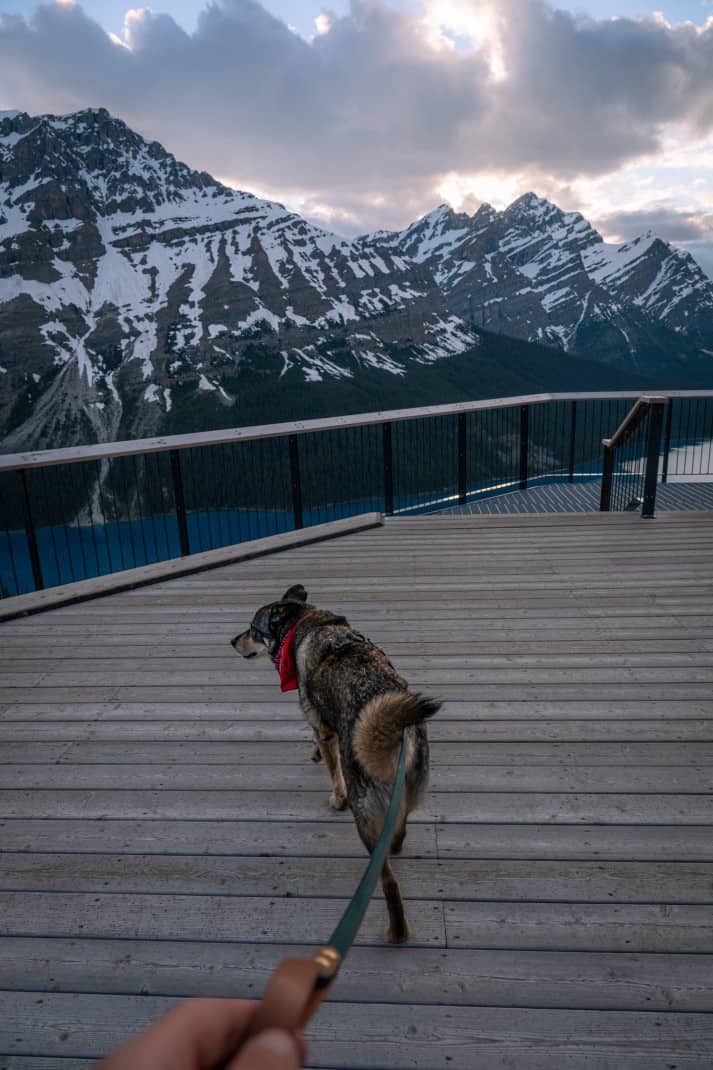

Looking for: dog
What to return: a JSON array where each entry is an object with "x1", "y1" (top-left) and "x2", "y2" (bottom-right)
[{"x1": 230, "y1": 584, "x2": 440, "y2": 943}]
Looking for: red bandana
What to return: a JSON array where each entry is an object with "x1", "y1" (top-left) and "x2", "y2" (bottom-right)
[{"x1": 275, "y1": 617, "x2": 304, "y2": 692}]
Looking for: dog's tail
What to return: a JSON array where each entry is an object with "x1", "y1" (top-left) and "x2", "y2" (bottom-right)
[{"x1": 353, "y1": 691, "x2": 440, "y2": 781}]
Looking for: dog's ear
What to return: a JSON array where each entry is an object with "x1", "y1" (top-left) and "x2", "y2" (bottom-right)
[{"x1": 282, "y1": 584, "x2": 308, "y2": 603}]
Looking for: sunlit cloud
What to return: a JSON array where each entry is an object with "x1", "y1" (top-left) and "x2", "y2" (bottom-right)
[
  {"x1": 107, "y1": 29, "x2": 129, "y2": 48},
  {"x1": 436, "y1": 169, "x2": 538, "y2": 211},
  {"x1": 422, "y1": 0, "x2": 507, "y2": 79},
  {"x1": 122, "y1": 7, "x2": 150, "y2": 47},
  {"x1": 314, "y1": 11, "x2": 333, "y2": 36}
]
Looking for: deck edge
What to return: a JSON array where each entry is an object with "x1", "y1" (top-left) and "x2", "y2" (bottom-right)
[{"x1": 0, "y1": 513, "x2": 384, "y2": 622}]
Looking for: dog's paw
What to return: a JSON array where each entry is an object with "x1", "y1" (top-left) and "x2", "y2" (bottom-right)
[
  {"x1": 385, "y1": 921, "x2": 411, "y2": 944},
  {"x1": 310, "y1": 746, "x2": 322, "y2": 763},
  {"x1": 329, "y1": 791, "x2": 348, "y2": 811}
]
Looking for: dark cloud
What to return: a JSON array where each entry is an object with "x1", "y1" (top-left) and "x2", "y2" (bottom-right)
[
  {"x1": 0, "y1": 0, "x2": 494, "y2": 191},
  {"x1": 479, "y1": 1, "x2": 713, "y2": 172},
  {"x1": 595, "y1": 206, "x2": 713, "y2": 279},
  {"x1": 1, "y1": 0, "x2": 712, "y2": 225},
  {"x1": 298, "y1": 171, "x2": 461, "y2": 235},
  {"x1": 597, "y1": 206, "x2": 713, "y2": 243}
]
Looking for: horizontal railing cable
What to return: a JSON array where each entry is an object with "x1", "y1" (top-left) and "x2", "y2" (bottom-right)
[
  {"x1": 3, "y1": 390, "x2": 713, "y2": 473},
  {"x1": 2, "y1": 390, "x2": 712, "y2": 598}
]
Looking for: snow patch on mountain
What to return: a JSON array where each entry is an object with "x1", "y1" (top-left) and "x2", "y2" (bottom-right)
[
  {"x1": 1, "y1": 107, "x2": 481, "y2": 449},
  {"x1": 374, "y1": 192, "x2": 713, "y2": 370}
]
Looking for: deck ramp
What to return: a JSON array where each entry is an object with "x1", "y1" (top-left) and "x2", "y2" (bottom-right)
[{"x1": 1, "y1": 510, "x2": 712, "y2": 1069}]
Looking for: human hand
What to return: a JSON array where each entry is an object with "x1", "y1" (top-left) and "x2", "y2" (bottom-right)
[{"x1": 96, "y1": 997, "x2": 306, "y2": 1070}]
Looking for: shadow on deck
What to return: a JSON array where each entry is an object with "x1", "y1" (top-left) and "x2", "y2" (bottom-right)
[{"x1": 1, "y1": 510, "x2": 713, "y2": 1069}]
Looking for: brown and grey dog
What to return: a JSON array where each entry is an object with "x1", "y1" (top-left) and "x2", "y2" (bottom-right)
[{"x1": 231, "y1": 584, "x2": 440, "y2": 943}]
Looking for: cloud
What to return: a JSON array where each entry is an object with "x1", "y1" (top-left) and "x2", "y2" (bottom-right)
[
  {"x1": 1, "y1": 0, "x2": 713, "y2": 234},
  {"x1": 679, "y1": 240, "x2": 713, "y2": 279},
  {"x1": 597, "y1": 205, "x2": 713, "y2": 243}
]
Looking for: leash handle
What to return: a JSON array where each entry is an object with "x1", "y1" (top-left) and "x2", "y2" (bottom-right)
[{"x1": 245, "y1": 947, "x2": 341, "y2": 1036}]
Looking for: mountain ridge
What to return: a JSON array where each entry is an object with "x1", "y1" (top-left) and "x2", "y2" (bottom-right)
[
  {"x1": 1, "y1": 107, "x2": 475, "y2": 449},
  {"x1": 369, "y1": 192, "x2": 713, "y2": 373},
  {"x1": 1, "y1": 107, "x2": 712, "y2": 451}
]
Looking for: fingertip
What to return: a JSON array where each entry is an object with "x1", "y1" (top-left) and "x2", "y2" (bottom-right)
[{"x1": 230, "y1": 1027, "x2": 304, "y2": 1069}]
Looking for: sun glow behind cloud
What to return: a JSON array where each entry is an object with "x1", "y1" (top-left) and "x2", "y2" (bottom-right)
[
  {"x1": 437, "y1": 171, "x2": 529, "y2": 212},
  {"x1": 120, "y1": 7, "x2": 151, "y2": 47},
  {"x1": 422, "y1": 0, "x2": 507, "y2": 80},
  {"x1": 314, "y1": 12, "x2": 332, "y2": 36}
]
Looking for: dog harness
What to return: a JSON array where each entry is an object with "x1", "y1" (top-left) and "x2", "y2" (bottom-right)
[
  {"x1": 275, "y1": 616, "x2": 304, "y2": 692},
  {"x1": 275, "y1": 615, "x2": 373, "y2": 692}
]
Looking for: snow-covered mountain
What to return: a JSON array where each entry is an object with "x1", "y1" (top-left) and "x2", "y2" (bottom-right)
[
  {"x1": 371, "y1": 193, "x2": 713, "y2": 375},
  {"x1": 0, "y1": 108, "x2": 474, "y2": 449},
  {"x1": 1, "y1": 108, "x2": 712, "y2": 452}
]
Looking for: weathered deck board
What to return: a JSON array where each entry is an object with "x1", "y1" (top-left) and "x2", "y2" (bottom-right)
[
  {"x1": 0, "y1": 890, "x2": 710, "y2": 951},
  {"x1": 2, "y1": 684, "x2": 711, "y2": 704},
  {"x1": 3, "y1": 762, "x2": 713, "y2": 791},
  {"x1": 3, "y1": 788, "x2": 712, "y2": 823},
  {"x1": 2, "y1": 938, "x2": 712, "y2": 1012},
  {"x1": 2, "y1": 818, "x2": 712, "y2": 859},
  {"x1": 3, "y1": 991, "x2": 713, "y2": 1069},
  {"x1": 4, "y1": 739, "x2": 713, "y2": 763},
  {"x1": 3, "y1": 853, "x2": 713, "y2": 902},
  {"x1": 1, "y1": 510, "x2": 712, "y2": 1069}
]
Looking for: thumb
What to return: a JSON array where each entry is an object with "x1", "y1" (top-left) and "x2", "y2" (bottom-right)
[{"x1": 228, "y1": 1027, "x2": 304, "y2": 1070}]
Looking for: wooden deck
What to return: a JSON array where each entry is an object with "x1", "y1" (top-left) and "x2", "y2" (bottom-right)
[{"x1": 1, "y1": 510, "x2": 713, "y2": 1069}]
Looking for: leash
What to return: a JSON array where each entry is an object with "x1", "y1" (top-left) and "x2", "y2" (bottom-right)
[{"x1": 244, "y1": 729, "x2": 409, "y2": 1038}]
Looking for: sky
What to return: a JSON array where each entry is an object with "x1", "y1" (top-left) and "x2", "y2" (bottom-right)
[{"x1": 1, "y1": 0, "x2": 712, "y2": 277}]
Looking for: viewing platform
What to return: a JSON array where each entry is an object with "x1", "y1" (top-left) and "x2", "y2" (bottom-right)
[{"x1": 1, "y1": 507, "x2": 712, "y2": 1069}]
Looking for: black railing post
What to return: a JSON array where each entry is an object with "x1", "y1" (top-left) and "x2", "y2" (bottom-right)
[
  {"x1": 457, "y1": 413, "x2": 467, "y2": 505},
  {"x1": 288, "y1": 435, "x2": 304, "y2": 529},
  {"x1": 568, "y1": 400, "x2": 577, "y2": 483},
  {"x1": 600, "y1": 444, "x2": 614, "y2": 511},
  {"x1": 519, "y1": 405, "x2": 529, "y2": 490},
  {"x1": 17, "y1": 468, "x2": 44, "y2": 591},
  {"x1": 661, "y1": 398, "x2": 673, "y2": 484},
  {"x1": 641, "y1": 401, "x2": 665, "y2": 518},
  {"x1": 170, "y1": 450, "x2": 191, "y2": 556},
  {"x1": 383, "y1": 423, "x2": 394, "y2": 516}
]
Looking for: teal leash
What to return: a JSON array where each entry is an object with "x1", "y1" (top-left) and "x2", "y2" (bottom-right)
[
  {"x1": 245, "y1": 730, "x2": 409, "y2": 1037},
  {"x1": 327, "y1": 728, "x2": 408, "y2": 958}
]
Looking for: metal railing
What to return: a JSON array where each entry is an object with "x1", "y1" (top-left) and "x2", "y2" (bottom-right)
[
  {"x1": 599, "y1": 397, "x2": 667, "y2": 516},
  {"x1": 2, "y1": 390, "x2": 712, "y2": 599},
  {"x1": 661, "y1": 394, "x2": 713, "y2": 484}
]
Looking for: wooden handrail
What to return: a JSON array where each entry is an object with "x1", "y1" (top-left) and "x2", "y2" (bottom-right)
[
  {"x1": 600, "y1": 397, "x2": 668, "y2": 516},
  {"x1": 2, "y1": 389, "x2": 712, "y2": 473},
  {"x1": 601, "y1": 396, "x2": 668, "y2": 449}
]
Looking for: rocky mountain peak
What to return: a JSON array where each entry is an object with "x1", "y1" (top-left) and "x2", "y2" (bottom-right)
[
  {"x1": 0, "y1": 107, "x2": 476, "y2": 452},
  {"x1": 378, "y1": 191, "x2": 713, "y2": 369},
  {"x1": 502, "y1": 192, "x2": 572, "y2": 230},
  {"x1": 471, "y1": 201, "x2": 497, "y2": 224},
  {"x1": 508, "y1": 190, "x2": 556, "y2": 213}
]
